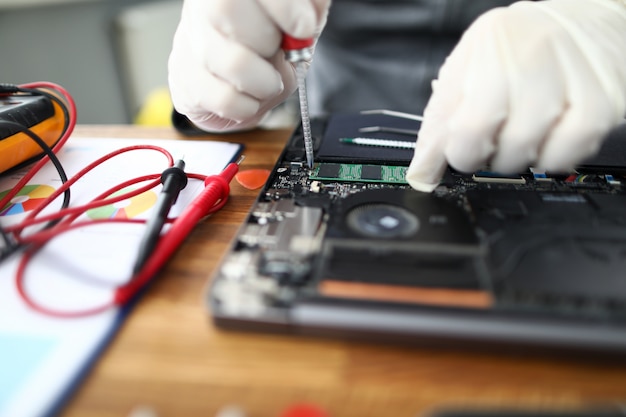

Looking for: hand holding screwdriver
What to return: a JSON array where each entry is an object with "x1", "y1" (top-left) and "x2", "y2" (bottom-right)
[{"x1": 168, "y1": 0, "x2": 330, "y2": 133}]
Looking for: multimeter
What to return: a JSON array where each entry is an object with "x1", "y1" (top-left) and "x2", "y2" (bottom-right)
[{"x1": 0, "y1": 92, "x2": 65, "y2": 174}]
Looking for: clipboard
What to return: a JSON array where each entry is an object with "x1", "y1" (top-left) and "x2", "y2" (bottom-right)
[{"x1": 0, "y1": 136, "x2": 242, "y2": 417}]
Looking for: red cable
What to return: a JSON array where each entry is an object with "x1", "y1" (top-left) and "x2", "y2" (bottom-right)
[
  {"x1": 15, "y1": 220, "x2": 140, "y2": 318},
  {"x1": 8, "y1": 145, "x2": 173, "y2": 236},
  {"x1": 7, "y1": 175, "x2": 159, "y2": 237},
  {"x1": 22, "y1": 145, "x2": 172, "y2": 223},
  {"x1": 5, "y1": 82, "x2": 238, "y2": 318},
  {"x1": 14, "y1": 164, "x2": 237, "y2": 317},
  {"x1": 7, "y1": 175, "x2": 161, "y2": 235},
  {"x1": 0, "y1": 82, "x2": 238, "y2": 317}
]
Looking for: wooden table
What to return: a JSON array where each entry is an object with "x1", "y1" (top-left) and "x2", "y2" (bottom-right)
[{"x1": 63, "y1": 125, "x2": 626, "y2": 417}]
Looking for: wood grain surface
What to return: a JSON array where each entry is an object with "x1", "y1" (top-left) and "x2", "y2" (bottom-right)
[{"x1": 61, "y1": 125, "x2": 626, "y2": 417}]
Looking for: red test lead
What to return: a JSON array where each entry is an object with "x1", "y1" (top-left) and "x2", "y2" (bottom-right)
[{"x1": 115, "y1": 156, "x2": 244, "y2": 306}]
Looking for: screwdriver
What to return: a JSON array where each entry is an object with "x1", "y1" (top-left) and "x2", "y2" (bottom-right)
[{"x1": 282, "y1": 34, "x2": 315, "y2": 169}]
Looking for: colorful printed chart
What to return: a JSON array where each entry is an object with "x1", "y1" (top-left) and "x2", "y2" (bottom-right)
[
  {"x1": 87, "y1": 189, "x2": 157, "y2": 219},
  {"x1": 0, "y1": 184, "x2": 55, "y2": 216}
]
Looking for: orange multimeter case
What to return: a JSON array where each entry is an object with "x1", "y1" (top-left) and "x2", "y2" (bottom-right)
[{"x1": 0, "y1": 92, "x2": 65, "y2": 174}]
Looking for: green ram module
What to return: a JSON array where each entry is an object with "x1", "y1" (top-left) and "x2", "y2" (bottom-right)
[{"x1": 310, "y1": 163, "x2": 408, "y2": 184}]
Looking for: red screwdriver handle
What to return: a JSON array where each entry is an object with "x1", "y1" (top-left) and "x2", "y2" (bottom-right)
[
  {"x1": 282, "y1": 34, "x2": 314, "y2": 62},
  {"x1": 281, "y1": 34, "x2": 314, "y2": 51}
]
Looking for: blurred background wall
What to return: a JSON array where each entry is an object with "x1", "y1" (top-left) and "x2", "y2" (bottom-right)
[{"x1": 0, "y1": 0, "x2": 182, "y2": 124}]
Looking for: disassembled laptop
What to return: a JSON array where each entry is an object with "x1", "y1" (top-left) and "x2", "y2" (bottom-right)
[{"x1": 209, "y1": 111, "x2": 626, "y2": 354}]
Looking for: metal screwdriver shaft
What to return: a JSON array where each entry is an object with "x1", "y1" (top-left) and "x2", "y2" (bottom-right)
[
  {"x1": 295, "y1": 61, "x2": 314, "y2": 169},
  {"x1": 282, "y1": 34, "x2": 315, "y2": 169}
]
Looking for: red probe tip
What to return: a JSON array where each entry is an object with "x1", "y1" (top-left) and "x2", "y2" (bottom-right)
[{"x1": 212, "y1": 162, "x2": 239, "y2": 185}]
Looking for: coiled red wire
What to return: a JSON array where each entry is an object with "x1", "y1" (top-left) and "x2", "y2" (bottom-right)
[{"x1": 1, "y1": 82, "x2": 221, "y2": 318}]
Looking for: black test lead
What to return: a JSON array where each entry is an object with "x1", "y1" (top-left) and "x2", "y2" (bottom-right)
[
  {"x1": 282, "y1": 34, "x2": 315, "y2": 169},
  {"x1": 116, "y1": 155, "x2": 244, "y2": 307},
  {"x1": 132, "y1": 159, "x2": 188, "y2": 274}
]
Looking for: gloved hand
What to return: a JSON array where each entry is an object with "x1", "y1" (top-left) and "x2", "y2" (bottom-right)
[
  {"x1": 168, "y1": 0, "x2": 330, "y2": 132},
  {"x1": 407, "y1": 0, "x2": 626, "y2": 192}
]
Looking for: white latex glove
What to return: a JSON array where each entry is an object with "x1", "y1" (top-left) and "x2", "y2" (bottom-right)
[
  {"x1": 168, "y1": 0, "x2": 330, "y2": 132},
  {"x1": 407, "y1": 0, "x2": 626, "y2": 192}
]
